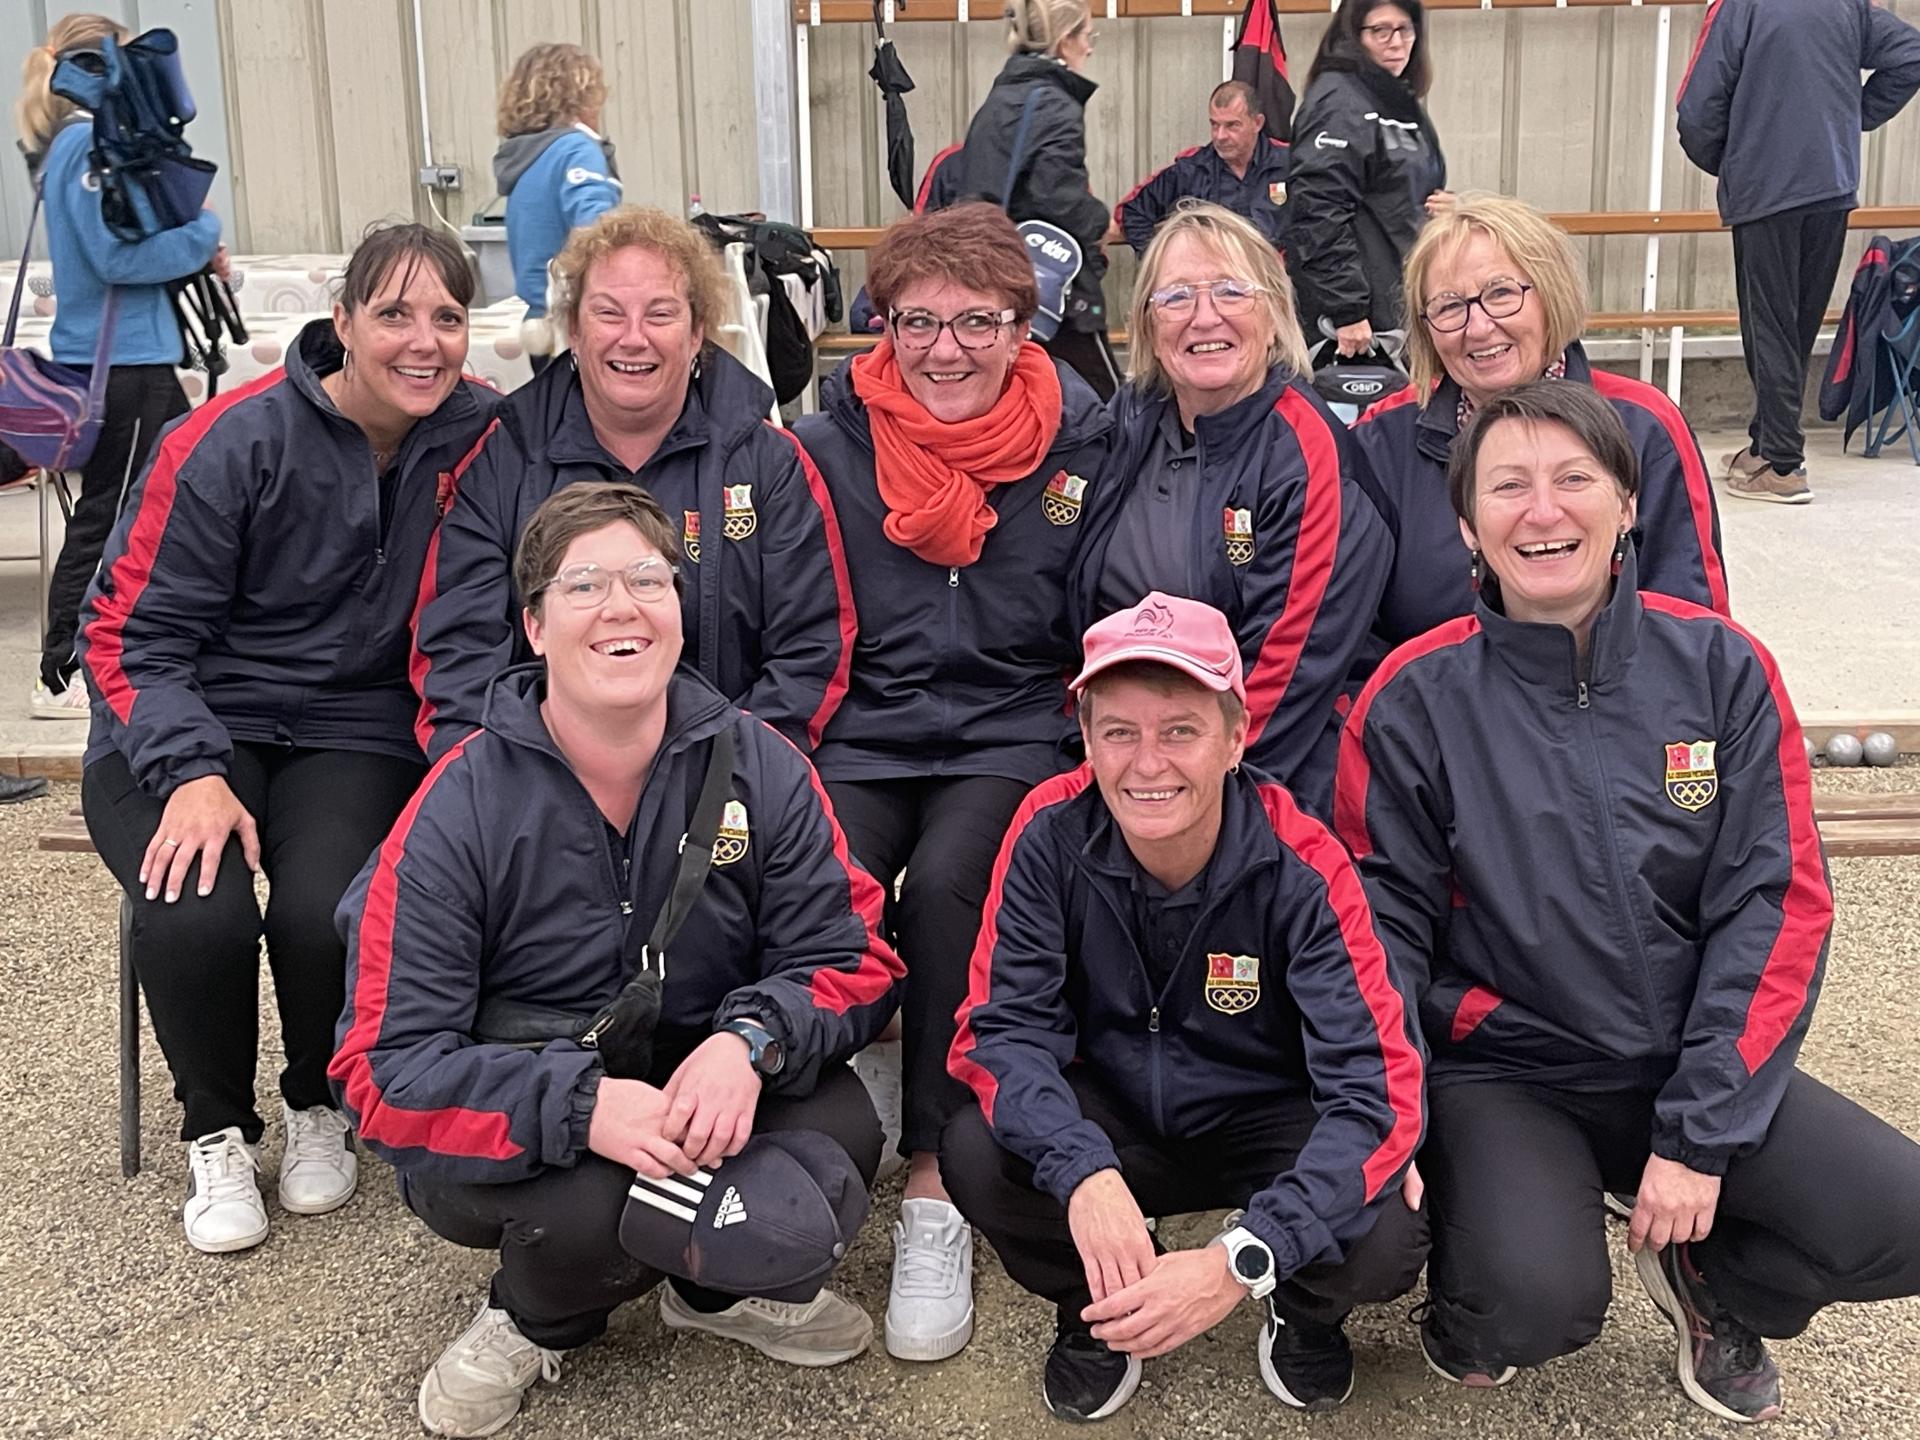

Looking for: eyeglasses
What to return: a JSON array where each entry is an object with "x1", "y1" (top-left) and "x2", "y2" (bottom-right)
[
  {"x1": 1147, "y1": 278, "x2": 1265, "y2": 315},
  {"x1": 1421, "y1": 279, "x2": 1534, "y2": 333},
  {"x1": 889, "y1": 307, "x2": 1016, "y2": 351},
  {"x1": 538, "y1": 558, "x2": 679, "y2": 609},
  {"x1": 1360, "y1": 22, "x2": 1416, "y2": 42}
]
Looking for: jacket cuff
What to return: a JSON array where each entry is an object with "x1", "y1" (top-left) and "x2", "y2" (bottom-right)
[
  {"x1": 1649, "y1": 1130, "x2": 1733, "y2": 1177},
  {"x1": 1034, "y1": 1131, "x2": 1123, "y2": 1209},
  {"x1": 1236, "y1": 1197, "x2": 1307, "y2": 1280},
  {"x1": 557, "y1": 1066, "x2": 604, "y2": 1167},
  {"x1": 151, "y1": 756, "x2": 230, "y2": 798}
]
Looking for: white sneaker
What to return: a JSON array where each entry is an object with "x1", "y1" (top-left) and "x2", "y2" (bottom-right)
[
  {"x1": 30, "y1": 677, "x2": 90, "y2": 720},
  {"x1": 885, "y1": 1197, "x2": 975, "y2": 1361},
  {"x1": 182, "y1": 1127, "x2": 269, "y2": 1254},
  {"x1": 278, "y1": 1102, "x2": 358, "y2": 1215},
  {"x1": 851, "y1": 1040, "x2": 905, "y2": 1182},
  {"x1": 659, "y1": 1283, "x2": 873, "y2": 1366},
  {"x1": 417, "y1": 1301, "x2": 562, "y2": 1438}
]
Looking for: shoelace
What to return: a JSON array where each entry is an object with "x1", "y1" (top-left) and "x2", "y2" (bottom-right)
[
  {"x1": 895, "y1": 1228, "x2": 965, "y2": 1298},
  {"x1": 192, "y1": 1136, "x2": 260, "y2": 1205},
  {"x1": 284, "y1": 1109, "x2": 347, "y2": 1168},
  {"x1": 468, "y1": 1313, "x2": 562, "y2": 1384}
]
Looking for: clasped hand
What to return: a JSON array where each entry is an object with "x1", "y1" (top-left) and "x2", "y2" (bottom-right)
[
  {"x1": 586, "y1": 1032, "x2": 761, "y2": 1178},
  {"x1": 1067, "y1": 1169, "x2": 1242, "y2": 1359}
]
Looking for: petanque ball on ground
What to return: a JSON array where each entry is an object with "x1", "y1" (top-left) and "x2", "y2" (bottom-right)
[
  {"x1": 1825, "y1": 733, "x2": 1866, "y2": 768},
  {"x1": 1863, "y1": 731, "x2": 1900, "y2": 767},
  {"x1": 1805, "y1": 734, "x2": 1818, "y2": 768}
]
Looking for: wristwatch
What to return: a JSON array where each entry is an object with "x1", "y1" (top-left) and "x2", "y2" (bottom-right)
[
  {"x1": 720, "y1": 1019, "x2": 785, "y2": 1077},
  {"x1": 1215, "y1": 1224, "x2": 1278, "y2": 1300}
]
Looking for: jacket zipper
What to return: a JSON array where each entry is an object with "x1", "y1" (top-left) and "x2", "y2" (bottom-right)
[
  {"x1": 943, "y1": 566, "x2": 960, "y2": 757},
  {"x1": 1576, "y1": 681, "x2": 1664, "y2": 1031}
]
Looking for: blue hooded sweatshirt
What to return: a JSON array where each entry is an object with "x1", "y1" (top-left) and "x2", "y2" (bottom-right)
[{"x1": 492, "y1": 125, "x2": 622, "y2": 316}]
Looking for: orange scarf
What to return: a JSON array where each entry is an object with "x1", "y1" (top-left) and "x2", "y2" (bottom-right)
[{"x1": 850, "y1": 339, "x2": 1063, "y2": 568}]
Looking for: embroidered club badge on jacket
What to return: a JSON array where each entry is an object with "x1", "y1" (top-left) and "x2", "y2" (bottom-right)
[
  {"x1": 713, "y1": 799, "x2": 750, "y2": 866},
  {"x1": 723, "y1": 483, "x2": 757, "y2": 541},
  {"x1": 683, "y1": 509, "x2": 701, "y2": 564},
  {"x1": 1042, "y1": 470, "x2": 1087, "y2": 525},
  {"x1": 1664, "y1": 740, "x2": 1718, "y2": 812},
  {"x1": 1205, "y1": 952, "x2": 1261, "y2": 1013},
  {"x1": 1224, "y1": 506, "x2": 1254, "y2": 566}
]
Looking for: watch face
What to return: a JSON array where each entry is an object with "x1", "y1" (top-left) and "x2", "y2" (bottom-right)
[
  {"x1": 761, "y1": 1038, "x2": 784, "y2": 1074},
  {"x1": 1233, "y1": 1242, "x2": 1273, "y2": 1282}
]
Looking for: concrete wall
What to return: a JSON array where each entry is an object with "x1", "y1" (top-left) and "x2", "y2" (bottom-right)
[{"x1": 4, "y1": 0, "x2": 1916, "y2": 314}]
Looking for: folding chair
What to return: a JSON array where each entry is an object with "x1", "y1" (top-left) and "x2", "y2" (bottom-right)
[
  {"x1": 0, "y1": 468, "x2": 76, "y2": 636},
  {"x1": 1862, "y1": 308, "x2": 1920, "y2": 465}
]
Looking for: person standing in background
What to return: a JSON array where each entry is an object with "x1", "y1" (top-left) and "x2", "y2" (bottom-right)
[
  {"x1": 494, "y1": 43, "x2": 622, "y2": 374},
  {"x1": 1678, "y1": 0, "x2": 1920, "y2": 505},
  {"x1": 15, "y1": 12, "x2": 226, "y2": 720}
]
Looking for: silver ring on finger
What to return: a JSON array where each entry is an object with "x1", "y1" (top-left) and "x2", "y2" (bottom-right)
[{"x1": 160, "y1": 837, "x2": 181, "y2": 848}]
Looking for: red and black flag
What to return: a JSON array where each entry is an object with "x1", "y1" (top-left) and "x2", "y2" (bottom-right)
[{"x1": 1231, "y1": 0, "x2": 1296, "y2": 144}]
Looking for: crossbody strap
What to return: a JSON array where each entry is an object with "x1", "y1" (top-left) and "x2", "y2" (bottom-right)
[
  {"x1": 1001, "y1": 88, "x2": 1045, "y2": 209},
  {"x1": 643, "y1": 725, "x2": 736, "y2": 974},
  {"x1": 4, "y1": 186, "x2": 44, "y2": 347}
]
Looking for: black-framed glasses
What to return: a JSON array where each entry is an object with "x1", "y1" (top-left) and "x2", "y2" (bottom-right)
[
  {"x1": 1360, "y1": 22, "x2": 1416, "y2": 42},
  {"x1": 888, "y1": 307, "x2": 1016, "y2": 351},
  {"x1": 537, "y1": 558, "x2": 679, "y2": 609},
  {"x1": 1421, "y1": 279, "x2": 1534, "y2": 333},
  {"x1": 1147, "y1": 278, "x2": 1265, "y2": 316}
]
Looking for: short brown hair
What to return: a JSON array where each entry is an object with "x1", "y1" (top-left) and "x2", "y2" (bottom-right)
[
  {"x1": 865, "y1": 203, "x2": 1040, "y2": 326},
  {"x1": 1076, "y1": 659, "x2": 1246, "y2": 731},
  {"x1": 514, "y1": 483, "x2": 683, "y2": 615},
  {"x1": 552, "y1": 206, "x2": 729, "y2": 345},
  {"x1": 497, "y1": 43, "x2": 606, "y2": 137},
  {"x1": 1448, "y1": 380, "x2": 1640, "y2": 528},
  {"x1": 1208, "y1": 80, "x2": 1261, "y2": 117},
  {"x1": 338, "y1": 222, "x2": 475, "y2": 315},
  {"x1": 1403, "y1": 193, "x2": 1588, "y2": 400}
]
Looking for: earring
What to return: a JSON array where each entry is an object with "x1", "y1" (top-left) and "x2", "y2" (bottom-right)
[
  {"x1": 690, "y1": 351, "x2": 704, "y2": 380},
  {"x1": 1611, "y1": 530, "x2": 1630, "y2": 577},
  {"x1": 1468, "y1": 548, "x2": 1483, "y2": 592},
  {"x1": 1229, "y1": 761, "x2": 1241, "y2": 776}
]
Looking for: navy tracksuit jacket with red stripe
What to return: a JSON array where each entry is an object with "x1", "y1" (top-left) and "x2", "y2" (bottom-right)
[
  {"x1": 1349, "y1": 342, "x2": 1729, "y2": 651},
  {"x1": 948, "y1": 764, "x2": 1425, "y2": 1280},
  {"x1": 329, "y1": 666, "x2": 904, "y2": 1185},
  {"x1": 75, "y1": 319, "x2": 499, "y2": 797},
  {"x1": 411, "y1": 351, "x2": 855, "y2": 761},
  {"x1": 1115, "y1": 137, "x2": 1291, "y2": 256},
  {"x1": 1333, "y1": 555, "x2": 1833, "y2": 1175},
  {"x1": 1071, "y1": 370, "x2": 1392, "y2": 818}
]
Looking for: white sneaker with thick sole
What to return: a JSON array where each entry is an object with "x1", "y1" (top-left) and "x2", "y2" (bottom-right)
[
  {"x1": 851, "y1": 1041, "x2": 906, "y2": 1182},
  {"x1": 278, "y1": 1102, "x2": 358, "y2": 1215},
  {"x1": 885, "y1": 1197, "x2": 975, "y2": 1361},
  {"x1": 418, "y1": 1301, "x2": 562, "y2": 1438},
  {"x1": 183, "y1": 1127, "x2": 269, "y2": 1254},
  {"x1": 659, "y1": 1283, "x2": 873, "y2": 1366},
  {"x1": 30, "y1": 678, "x2": 90, "y2": 720}
]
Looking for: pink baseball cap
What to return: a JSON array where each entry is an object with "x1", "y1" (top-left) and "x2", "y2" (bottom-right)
[{"x1": 1070, "y1": 592, "x2": 1247, "y2": 705}]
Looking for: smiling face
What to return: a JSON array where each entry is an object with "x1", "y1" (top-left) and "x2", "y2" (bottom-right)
[
  {"x1": 889, "y1": 277, "x2": 1025, "y2": 424},
  {"x1": 1150, "y1": 232, "x2": 1273, "y2": 417},
  {"x1": 1081, "y1": 672, "x2": 1247, "y2": 868},
  {"x1": 524, "y1": 521, "x2": 684, "y2": 719},
  {"x1": 1424, "y1": 230, "x2": 1551, "y2": 408},
  {"x1": 1461, "y1": 416, "x2": 1636, "y2": 626},
  {"x1": 1359, "y1": 3, "x2": 1416, "y2": 77},
  {"x1": 573, "y1": 246, "x2": 704, "y2": 432},
  {"x1": 330, "y1": 260, "x2": 468, "y2": 427}
]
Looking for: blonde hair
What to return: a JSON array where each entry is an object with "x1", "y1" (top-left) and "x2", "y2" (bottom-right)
[
  {"x1": 552, "y1": 205, "x2": 729, "y2": 344},
  {"x1": 15, "y1": 14, "x2": 125, "y2": 156},
  {"x1": 497, "y1": 42, "x2": 606, "y2": 138},
  {"x1": 1402, "y1": 192, "x2": 1589, "y2": 401},
  {"x1": 1126, "y1": 202, "x2": 1312, "y2": 394},
  {"x1": 1005, "y1": 0, "x2": 1092, "y2": 55}
]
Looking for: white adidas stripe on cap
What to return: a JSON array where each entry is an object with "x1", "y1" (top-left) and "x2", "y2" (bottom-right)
[{"x1": 627, "y1": 1166, "x2": 717, "y2": 1225}]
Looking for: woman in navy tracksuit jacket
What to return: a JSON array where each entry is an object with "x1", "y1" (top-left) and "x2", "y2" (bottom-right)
[
  {"x1": 1335, "y1": 382, "x2": 1920, "y2": 1422},
  {"x1": 17, "y1": 15, "x2": 224, "y2": 714},
  {"x1": 1350, "y1": 193, "x2": 1728, "y2": 655},
  {"x1": 1073, "y1": 205, "x2": 1390, "y2": 821},
  {"x1": 790, "y1": 204, "x2": 1111, "y2": 1362},
  {"x1": 413, "y1": 208, "x2": 854, "y2": 764},
  {"x1": 75, "y1": 226, "x2": 497, "y2": 1255}
]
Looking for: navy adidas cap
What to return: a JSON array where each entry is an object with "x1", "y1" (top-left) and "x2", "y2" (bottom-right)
[{"x1": 619, "y1": 1130, "x2": 870, "y2": 1302}]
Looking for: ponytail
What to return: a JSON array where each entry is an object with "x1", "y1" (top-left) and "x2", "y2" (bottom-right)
[{"x1": 14, "y1": 14, "x2": 127, "y2": 159}]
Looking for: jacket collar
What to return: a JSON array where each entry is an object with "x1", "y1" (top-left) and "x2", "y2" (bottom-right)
[
  {"x1": 542, "y1": 359, "x2": 714, "y2": 470},
  {"x1": 1474, "y1": 545, "x2": 1644, "y2": 694},
  {"x1": 1415, "y1": 339, "x2": 1593, "y2": 463},
  {"x1": 286, "y1": 316, "x2": 485, "y2": 443},
  {"x1": 1000, "y1": 52, "x2": 1098, "y2": 105},
  {"x1": 479, "y1": 663, "x2": 736, "y2": 769},
  {"x1": 1078, "y1": 767, "x2": 1281, "y2": 897},
  {"x1": 1181, "y1": 365, "x2": 1294, "y2": 453}
]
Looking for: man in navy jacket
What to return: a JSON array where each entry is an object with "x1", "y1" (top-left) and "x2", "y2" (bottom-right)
[
  {"x1": 943, "y1": 593, "x2": 1426, "y2": 1423},
  {"x1": 1678, "y1": 0, "x2": 1920, "y2": 502},
  {"x1": 1116, "y1": 82, "x2": 1290, "y2": 255}
]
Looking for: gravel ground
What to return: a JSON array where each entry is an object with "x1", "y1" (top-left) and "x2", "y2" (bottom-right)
[{"x1": 3, "y1": 777, "x2": 1917, "y2": 1440}]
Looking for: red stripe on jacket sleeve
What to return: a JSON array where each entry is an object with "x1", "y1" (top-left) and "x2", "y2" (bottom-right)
[
  {"x1": 1114, "y1": 146, "x2": 1203, "y2": 229},
  {"x1": 1352, "y1": 384, "x2": 1423, "y2": 427},
  {"x1": 785, "y1": 738, "x2": 905, "y2": 1014},
  {"x1": 1639, "y1": 594, "x2": 1833, "y2": 1075},
  {"x1": 768, "y1": 426, "x2": 856, "y2": 749},
  {"x1": 1676, "y1": 0, "x2": 1724, "y2": 101},
  {"x1": 948, "y1": 766, "x2": 1095, "y2": 1126},
  {"x1": 82, "y1": 370, "x2": 289, "y2": 724},
  {"x1": 410, "y1": 418, "x2": 503, "y2": 751},
  {"x1": 1332, "y1": 616, "x2": 1481, "y2": 859},
  {"x1": 1243, "y1": 388, "x2": 1344, "y2": 743},
  {"x1": 1450, "y1": 985, "x2": 1503, "y2": 1043},
  {"x1": 1589, "y1": 371, "x2": 1729, "y2": 615},
  {"x1": 1258, "y1": 781, "x2": 1424, "y2": 1199},
  {"x1": 329, "y1": 737, "x2": 522, "y2": 1161},
  {"x1": 915, "y1": 143, "x2": 963, "y2": 214}
]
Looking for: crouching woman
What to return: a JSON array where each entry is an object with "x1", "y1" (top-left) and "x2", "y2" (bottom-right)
[{"x1": 331, "y1": 483, "x2": 904, "y2": 1438}]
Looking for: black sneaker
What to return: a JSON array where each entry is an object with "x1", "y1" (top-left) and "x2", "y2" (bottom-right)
[
  {"x1": 1257, "y1": 1300, "x2": 1354, "y2": 1410},
  {"x1": 1415, "y1": 1303, "x2": 1517, "y2": 1389},
  {"x1": 1042, "y1": 1313, "x2": 1141, "y2": 1423},
  {"x1": 1634, "y1": 1243, "x2": 1783, "y2": 1423}
]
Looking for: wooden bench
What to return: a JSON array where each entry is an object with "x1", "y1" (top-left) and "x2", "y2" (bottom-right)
[
  {"x1": 1811, "y1": 790, "x2": 1920, "y2": 858},
  {"x1": 38, "y1": 809, "x2": 141, "y2": 1177}
]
